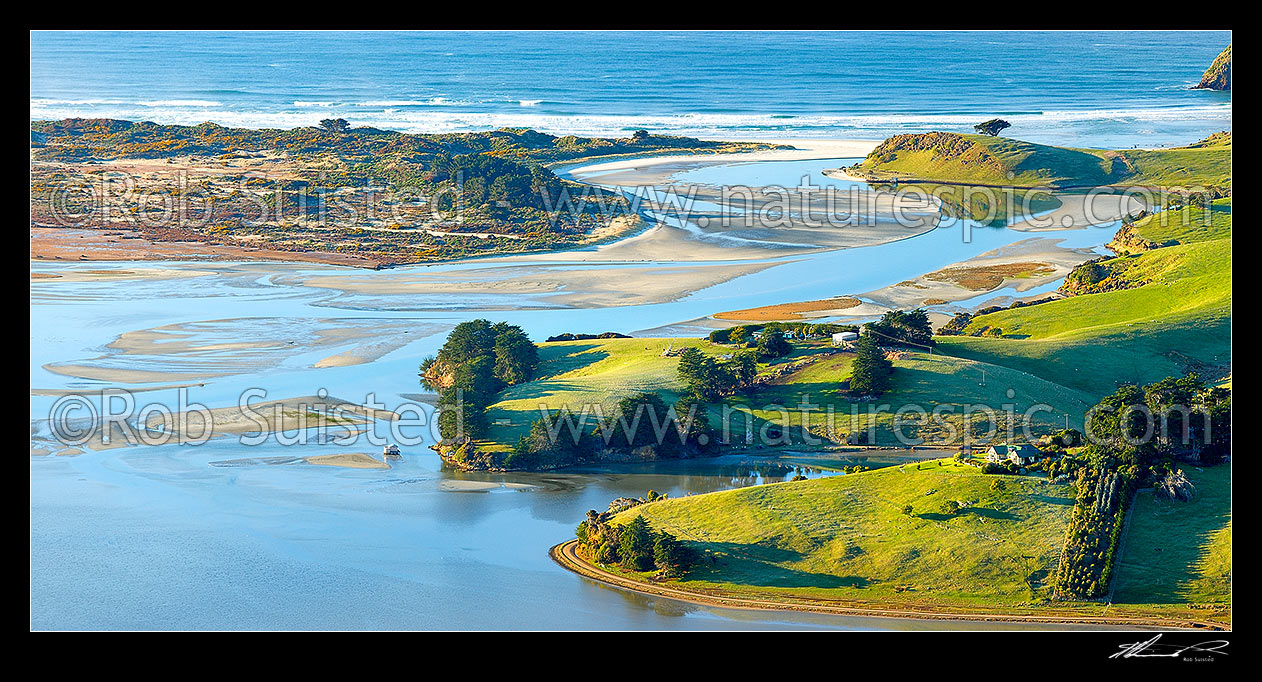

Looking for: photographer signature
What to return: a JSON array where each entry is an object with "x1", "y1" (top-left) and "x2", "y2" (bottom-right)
[{"x1": 1111, "y1": 634, "x2": 1229, "y2": 660}]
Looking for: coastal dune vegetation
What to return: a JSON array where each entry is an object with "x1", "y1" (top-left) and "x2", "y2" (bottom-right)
[{"x1": 30, "y1": 118, "x2": 784, "y2": 266}]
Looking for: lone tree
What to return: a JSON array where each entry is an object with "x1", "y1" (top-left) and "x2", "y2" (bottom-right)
[
  {"x1": 848, "y1": 333, "x2": 894, "y2": 397},
  {"x1": 631, "y1": 129, "x2": 650, "y2": 141},
  {"x1": 319, "y1": 118, "x2": 351, "y2": 134},
  {"x1": 974, "y1": 119, "x2": 1011, "y2": 137}
]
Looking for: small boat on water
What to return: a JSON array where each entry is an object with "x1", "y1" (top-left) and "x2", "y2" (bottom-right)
[{"x1": 383, "y1": 444, "x2": 402, "y2": 458}]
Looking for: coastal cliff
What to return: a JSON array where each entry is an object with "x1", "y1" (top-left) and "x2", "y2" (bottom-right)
[{"x1": 1195, "y1": 45, "x2": 1231, "y2": 91}]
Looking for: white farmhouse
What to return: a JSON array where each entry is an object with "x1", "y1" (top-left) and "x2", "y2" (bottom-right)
[{"x1": 985, "y1": 443, "x2": 1042, "y2": 466}]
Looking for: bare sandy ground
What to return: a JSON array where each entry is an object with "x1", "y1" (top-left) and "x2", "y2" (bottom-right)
[
  {"x1": 28, "y1": 265, "x2": 219, "y2": 283},
  {"x1": 29, "y1": 394, "x2": 399, "y2": 459},
  {"x1": 439, "y1": 480, "x2": 538, "y2": 492},
  {"x1": 286, "y1": 260, "x2": 783, "y2": 309},
  {"x1": 559, "y1": 139, "x2": 882, "y2": 184},
  {"x1": 860, "y1": 237, "x2": 1097, "y2": 310},
  {"x1": 139, "y1": 395, "x2": 397, "y2": 437},
  {"x1": 665, "y1": 235, "x2": 1106, "y2": 327},
  {"x1": 545, "y1": 139, "x2": 939, "y2": 263},
  {"x1": 33, "y1": 140, "x2": 931, "y2": 317},
  {"x1": 305, "y1": 453, "x2": 390, "y2": 470},
  {"x1": 714, "y1": 297, "x2": 863, "y2": 322},
  {"x1": 207, "y1": 453, "x2": 390, "y2": 470},
  {"x1": 30, "y1": 227, "x2": 384, "y2": 268},
  {"x1": 268, "y1": 139, "x2": 932, "y2": 309}
]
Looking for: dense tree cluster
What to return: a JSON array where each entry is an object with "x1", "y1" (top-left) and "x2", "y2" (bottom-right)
[
  {"x1": 864, "y1": 309, "x2": 934, "y2": 348},
  {"x1": 421, "y1": 320, "x2": 539, "y2": 441},
  {"x1": 576, "y1": 510, "x2": 698, "y2": 578},
  {"x1": 510, "y1": 391, "x2": 717, "y2": 470},
  {"x1": 318, "y1": 118, "x2": 351, "y2": 134},
  {"x1": 708, "y1": 322, "x2": 854, "y2": 345},
  {"x1": 1051, "y1": 464, "x2": 1137, "y2": 599},
  {"x1": 754, "y1": 329, "x2": 792, "y2": 360},
  {"x1": 508, "y1": 409, "x2": 600, "y2": 470},
  {"x1": 677, "y1": 348, "x2": 757, "y2": 401},
  {"x1": 428, "y1": 153, "x2": 564, "y2": 215},
  {"x1": 1085, "y1": 373, "x2": 1231, "y2": 468},
  {"x1": 595, "y1": 392, "x2": 716, "y2": 457},
  {"x1": 544, "y1": 331, "x2": 630, "y2": 342}
]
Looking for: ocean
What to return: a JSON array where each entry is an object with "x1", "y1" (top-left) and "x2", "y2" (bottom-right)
[{"x1": 30, "y1": 30, "x2": 1231, "y2": 148}]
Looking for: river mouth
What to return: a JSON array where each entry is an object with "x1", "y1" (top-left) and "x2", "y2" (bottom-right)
[{"x1": 30, "y1": 152, "x2": 1130, "y2": 630}]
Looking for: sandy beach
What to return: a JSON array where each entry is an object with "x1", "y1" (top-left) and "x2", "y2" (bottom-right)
[
  {"x1": 284, "y1": 260, "x2": 785, "y2": 309},
  {"x1": 558, "y1": 139, "x2": 883, "y2": 184}
]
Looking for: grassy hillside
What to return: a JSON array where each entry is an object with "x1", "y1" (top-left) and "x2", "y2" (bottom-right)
[
  {"x1": 1112, "y1": 464, "x2": 1231, "y2": 618},
  {"x1": 478, "y1": 337, "x2": 719, "y2": 452},
  {"x1": 854, "y1": 132, "x2": 1112, "y2": 187},
  {"x1": 478, "y1": 337, "x2": 1095, "y2": 453},
  {"x1": 733, "y1": 349, "x2": 1094, "y2": 443},
  {"x1": 937, "y1": 236, "x2": 1231, "y2": 397},
  {"x1": 1126, "y1": 197, "x2": 1232, "y2": 249},
  {"x1": 616, "y1": 461, "x2": 1075, "y2": 606},
  {"x1": 852, "y1": 131, "x2": 1231, "y2": 190}
]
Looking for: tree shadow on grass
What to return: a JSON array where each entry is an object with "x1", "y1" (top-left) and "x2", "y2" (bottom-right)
[
  {"x1": 495, "y1": 379, "x2": 601, "y2": 404},
  {"x1": 959, "y1": 506, "x2": 1019, "y2": 521},
  {"x1": 688, "y1": 541, "x2": 870, "y2": 589},
  {"x1": 919, "y1": 506, "x2": 1017, "y2": 522},
  {"x1": 535, "y1": 342, "x2": 610, "y2": 379}
]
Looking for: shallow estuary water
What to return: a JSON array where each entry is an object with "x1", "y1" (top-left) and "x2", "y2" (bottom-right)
[{"x1": 31, "y1": 156, "x2": 1132, "y2": 630}]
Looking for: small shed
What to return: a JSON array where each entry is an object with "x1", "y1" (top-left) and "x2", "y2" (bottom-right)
[{"x1": 832, "y1": 331, "x2": 859, "y2": 346}]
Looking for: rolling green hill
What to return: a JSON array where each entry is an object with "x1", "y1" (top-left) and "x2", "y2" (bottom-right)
[
  {"x1": 852, "y1": 131, "x2": 1231, "y2": 191},
  {"x1": 732, "y1": 350, "x2": 1094, "y2": 444},
  {"x1": 478, "y1": 337, "x2": 717, "y2": 453},
  {"x1": 616, "y1": 461, "x2": 1075, "y2": 606},
  {"x1": 602, "y1": 456, "x2": 1229, "y2": 623},
  {"x1": 1112, "y1": 464, "x2": 1231, "y2": 619},
  {"x1": 1114, "y1": 197, "x2": 1232, "y2": 253},
  {"x1": 477, "y1": 337, "x2": 1095, "y2": 453},
  {"x1": 937, "y1": 235, "x2": 1231, "y2": 397}
]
